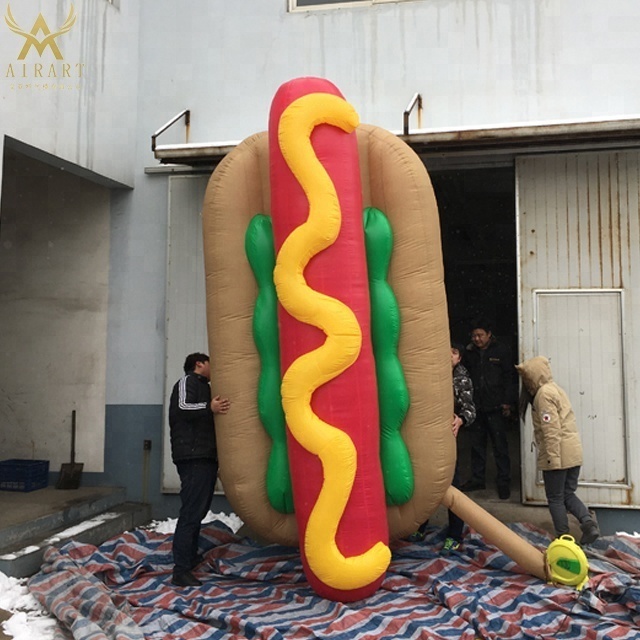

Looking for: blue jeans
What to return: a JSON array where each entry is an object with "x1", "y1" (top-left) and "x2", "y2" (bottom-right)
[{"x1": 172, "y1": 458, "x2": 218, "y2": 574}]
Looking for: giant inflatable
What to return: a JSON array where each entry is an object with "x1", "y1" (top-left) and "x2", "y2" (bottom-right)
[{"x1": 202, "y1": 77, "x2": 569, "y2": 601}]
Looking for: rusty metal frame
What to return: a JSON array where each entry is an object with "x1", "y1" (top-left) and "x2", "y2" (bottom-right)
[
  {"x1": 151, "y1": 109, "x2": 190, "y2": 153},
  {"x1": 403, "y1": 93, "x2": 422, "y2": 135}
]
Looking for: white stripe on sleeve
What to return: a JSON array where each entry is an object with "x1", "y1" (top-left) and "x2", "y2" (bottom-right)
[{"x1": 178, "y1": 376, "x2": 208, "y2": 411}]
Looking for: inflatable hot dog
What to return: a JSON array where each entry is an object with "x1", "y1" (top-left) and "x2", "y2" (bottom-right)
[
  {"x1": 203, "y1": 77, "x2": 553, "y2": 601},
  {"x1": 203, "y1": 76, "x2": 454, "y2": 600}
]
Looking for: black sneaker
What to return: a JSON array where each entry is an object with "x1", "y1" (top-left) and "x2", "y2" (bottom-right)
[
  {"x1": 171, "y1": 570, "x2": 202, "y2": 587},
  {"x1": 461, "y1": 480, "x2": 486, "y2": 492},
  {"x1": 498, "y1": 486, "x2": 511, "y2": 500}
]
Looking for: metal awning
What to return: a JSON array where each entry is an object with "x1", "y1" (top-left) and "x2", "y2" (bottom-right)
[
  {"x1": 151, "y1": 110, "x2": 640, "y2": 169},
  {"x1": 401, "y1": 117, "x2": 640, "y2": 158}
]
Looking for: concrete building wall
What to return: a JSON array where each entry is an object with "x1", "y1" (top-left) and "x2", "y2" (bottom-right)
[
  {"x1": 0, "y1": 149, "x2": 109, "y2": 471},
  {"x1": 137, "y1": 0, "x2": 640, "y2": 162},
  {"x1": 2, "y1": 0, "x2": 639, "y2": 518},
  {"x1": 0, "y1": 0, "x2": 139, "y2": 187},
  {"x1": 116, "y1": 0, "x2": 640, "y2": 409},
  {"x1": 100, "y1": 0, "x2": 640, "y2": 517}
]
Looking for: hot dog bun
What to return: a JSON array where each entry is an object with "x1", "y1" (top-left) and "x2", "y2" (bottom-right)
[{"x1": 202, "y1": 121, "x2": 454, "y2": 547}]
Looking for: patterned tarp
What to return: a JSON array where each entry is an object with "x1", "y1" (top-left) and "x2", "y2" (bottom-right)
[{"x1": 27, "y1": 520, "x2": 640, "y2": 640}]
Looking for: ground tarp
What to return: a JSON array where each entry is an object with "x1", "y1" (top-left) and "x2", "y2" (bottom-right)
[{"x1": 27, "y1": 520, "x2": 640, "y2": 639}]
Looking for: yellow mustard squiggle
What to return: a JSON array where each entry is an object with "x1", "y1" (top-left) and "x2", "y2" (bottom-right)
[{"x1": 273, "y1": 92, "x2": 391, "y2": 591}]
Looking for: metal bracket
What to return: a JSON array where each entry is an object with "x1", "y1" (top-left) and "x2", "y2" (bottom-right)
[
  {"x1": 151, "y1": 109, "x2": 191, "y2": 153},
  {"x1": 403, "y1": 93, "x2": 422, "y2": 135}
]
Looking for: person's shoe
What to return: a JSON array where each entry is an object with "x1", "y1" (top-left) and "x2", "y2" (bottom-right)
[
  {"x1": 441, "y1": 537, "x2": 461, "y2": 555},
  {"x1": 580, "y1": 519, "x2": 600, "y2": 545},
  {"x1": 407, "y1": 530, "x2": 426, "y2": 543},
  {"x1": 171, "y1": 570, "x2": 202, "y2": 587},
  {"x1": 460, "y1": 480, "x2": 485, "y2": 492},
  {"x1": 498, "y1": 486, "x2": 511, "y2": 500}
]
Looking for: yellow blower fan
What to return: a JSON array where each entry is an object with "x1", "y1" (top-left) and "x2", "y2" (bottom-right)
[{"x1": 546, "y1": 535, "x2": 590, "y2": 590}]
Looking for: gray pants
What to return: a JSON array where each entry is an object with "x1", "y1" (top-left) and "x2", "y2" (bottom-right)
[{"x1": 542, "y1": 466, "x2": 590, "y2": 537}]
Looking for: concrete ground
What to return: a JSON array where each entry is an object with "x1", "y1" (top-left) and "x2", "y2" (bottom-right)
[
  {"x1": 0, "y1": 486, "x2": 122, "y2": 532},
  {"x1": 0, "y1": 610, "x2": 10, "y2": 640}
]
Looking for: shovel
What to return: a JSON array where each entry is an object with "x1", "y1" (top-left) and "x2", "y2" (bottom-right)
[{"x1": 56, "y1": 409, "x2": 84, "y2": 490}]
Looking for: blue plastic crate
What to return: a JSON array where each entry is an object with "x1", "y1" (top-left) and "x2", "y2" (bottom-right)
[{"x1": 0, "y1": 459, "x2": 49, "y2": 492}]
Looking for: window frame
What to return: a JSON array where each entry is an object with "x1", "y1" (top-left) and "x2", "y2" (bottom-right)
[{"x1": 288, "y1": 0, "x2": 416, "y2": 11}]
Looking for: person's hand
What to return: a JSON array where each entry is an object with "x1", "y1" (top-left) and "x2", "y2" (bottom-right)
[
  {"x1": 452, "y1": 414, "x2": 463, "y2": 437},
  {"x1": 211, "y1": 396, "x2": 231, "y2": 414},
  {"x1": 501, "y1": 403, "x2": 511, "y2": 418}
]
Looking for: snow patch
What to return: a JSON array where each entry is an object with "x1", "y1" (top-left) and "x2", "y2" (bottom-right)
[
  {"x1": 0, "y1": 511, "x2": 244, "y2": 640},
  {"x1": 146, "y1": 510, "x2": 243, "y2": 535},
  {"x1": 0, "y1": 572, "x2": 56, "y2": 640},
  {"x1": 0, "y1": 546, "x2": 40, "y2": 561},
  {"x1": 43, "y1": 512, "x2": 119, "y2": 544}
]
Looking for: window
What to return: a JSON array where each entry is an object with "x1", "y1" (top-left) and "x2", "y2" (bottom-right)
[
  {"x1": 293, "y1": 0, "x2": 367, "y2": 6},
  {"x1": 289, "y1": 0, "x2": 415, "y2": 10}
]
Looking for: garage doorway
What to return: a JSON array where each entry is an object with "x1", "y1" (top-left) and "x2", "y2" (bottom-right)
[
  {"x1": 0, "y1": 144, "x2": 110, "y2": 472},
  {"x1": 429, "y1": 165, "x2": 521, "y2": 498}
]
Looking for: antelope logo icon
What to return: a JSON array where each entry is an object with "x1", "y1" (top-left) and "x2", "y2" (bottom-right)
[{"x1": 5, "y1": 4, "x2": 77, "y2": 60}]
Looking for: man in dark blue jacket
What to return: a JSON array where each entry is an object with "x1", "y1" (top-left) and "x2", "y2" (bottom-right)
[
  {"x1": 461, "y1": 319, "x2": 517, "y2": 500},
  {"x1": 169, "y1": 352, "x2": 230, "y2": 587}
]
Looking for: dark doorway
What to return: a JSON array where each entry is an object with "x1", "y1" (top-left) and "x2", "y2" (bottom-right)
[
  {"x1": 429, "y1": 165, "x2": 521, "y2": 497},
  {"x1": 431, "y1": 166, "x2": 517, "y2": 351}
]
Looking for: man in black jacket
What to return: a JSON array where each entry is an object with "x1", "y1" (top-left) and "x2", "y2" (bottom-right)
[
  {"x1": 461, "y1": 319, "x2": 517, "y2": 500},
  {"x1": 169, "y1": 352, "x2": 230, "y2": 587}
]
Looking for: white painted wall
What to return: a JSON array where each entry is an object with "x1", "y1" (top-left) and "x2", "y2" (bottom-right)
[
  {"x1": 3, "y1": 0, "x2": 639, "y2": 479},
  {"x1": 108, "y1": 0, "x2": 640, "y2": 410},
  {"x1": 0, "y1": 0, "x2": 139, "y2": 187},
  {"x1": 137, "y1": 0, "x2": 640, "y2": 167},
  {"x1": 105, "y1": 178, "x2": 169, "y2": 406},
  {"x1": 3, "y1": 0, "x2": 633, "y2": 408},
  {"x1": 162, "y1": 175, "x2": 210, "y2": 491}
]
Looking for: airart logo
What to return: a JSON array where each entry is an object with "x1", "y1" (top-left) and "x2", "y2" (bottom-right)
[
  {"x1": 6, "y1": 3, "x2": 76, "y2": 59},
  {"x1": 4, "y1": 4, "x2": 85, "y2": 88}
]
